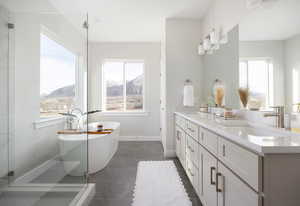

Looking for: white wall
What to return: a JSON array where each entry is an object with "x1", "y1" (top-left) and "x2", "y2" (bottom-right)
[
  {"x1": 201, "y1": 0, "x2": 251, "y2": 38},
  {"x1": 88, "y1": 42, "x2": 161, "y2": 139},
  {"x1": 162, "y1": 19, "x2": 203, "y2": 156},
  {"x1": 284, "y1": 34, "x2": 300, "y2": 112},
  {"x1": 13, "y1": 11, "x2": 86, "y2": 177},
  {"x1": 239, "y1": 40, "x2": 285, "y2": 106},
  {"x1": 203, "y1": 26, "x2": 240, "y2": 108}
]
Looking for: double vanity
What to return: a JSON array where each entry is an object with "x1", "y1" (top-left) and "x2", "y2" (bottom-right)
[{"x1": 175, "y1": 112, "x2": 300, "y2": 206}]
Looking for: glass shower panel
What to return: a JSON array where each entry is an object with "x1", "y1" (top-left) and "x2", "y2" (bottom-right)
[
  {"x1": 0, "y1": 5, "x2": 10, "y2": 189},
  {"x1": 0, "y1": 1, "x2": 89, "y2": 205}
]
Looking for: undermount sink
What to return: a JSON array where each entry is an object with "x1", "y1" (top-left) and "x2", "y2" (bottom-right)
[
  {"x1": 224, "y1": 126, "x2": 282, "y2": 138},
  {"x1": 214, "y1": 118, "x2": 248, "y2": 127}
]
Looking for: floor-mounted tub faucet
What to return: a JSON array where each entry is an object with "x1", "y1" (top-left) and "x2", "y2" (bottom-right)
[{"x1": 59, "y1": 109, "x2": 102, "y2": 130}]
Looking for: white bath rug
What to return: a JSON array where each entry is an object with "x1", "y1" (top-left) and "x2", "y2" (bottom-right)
[{"x1": 132, "y1": 161, "x2": 192, "y2": 206}]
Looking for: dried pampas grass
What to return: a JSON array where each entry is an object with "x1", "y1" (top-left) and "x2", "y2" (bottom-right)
[
  {"x1": 215, "y1": 87, "x2": 225, "y2": 107},
  {"x1": 238, "y1": 88, "x2": 249, "y2": 108}
]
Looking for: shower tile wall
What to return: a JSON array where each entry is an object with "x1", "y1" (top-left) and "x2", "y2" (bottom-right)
[{"x1": 0, "y1": 5, "x2": 11, "y2": 184}]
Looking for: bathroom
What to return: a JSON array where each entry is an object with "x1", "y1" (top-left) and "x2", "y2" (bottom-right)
[{"x1": 1, "y1": 0, "x2": 300, "y2": 206}]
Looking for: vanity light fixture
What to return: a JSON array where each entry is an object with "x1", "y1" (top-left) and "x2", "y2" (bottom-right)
[
  {"x1": 198, "y1": 43, "x2": 205, "y2": 55},
  {"x1": 210, "y1": 29, "x2": 219, "y2": 45},
  {"x1": 219, "y1": 32, "x2": 228, "y2": 44},
  {"x1": 198, "y1": 28, "x2": 227, "y2": 56},
  {"x1": 246, "y1": 0, "x2": 263, "y2": 9},
  {"x1": 203, "y1": 37, "x2": 211, "y2": 51},
  {"x1": 210, "y1": 29, "x2": 220, "y2": 50}
]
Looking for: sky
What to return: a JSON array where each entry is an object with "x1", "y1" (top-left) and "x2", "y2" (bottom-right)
[
  {"x1": 40, "y1": 34, "x2": 76, "y2": 95},
  {"x1": 103, "y1": 62, "x2": 144, "y2": 84}
]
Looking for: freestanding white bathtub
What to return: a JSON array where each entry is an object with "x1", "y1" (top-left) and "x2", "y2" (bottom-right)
[{"x1": 58, "y1": 121, "x2": 120, "y2": 176}]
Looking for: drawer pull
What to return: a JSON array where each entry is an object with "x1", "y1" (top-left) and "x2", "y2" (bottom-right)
[
  {"x1": 210, "y1": 167, "x2": 216, "y2": 185},
  {"x1": 176, "y1": 131, "x2": 180, "y2": 140},
  {"x1": 188, "y1": 168, "x2": 194, "y2": 177},
  {"x1": 188, "y1": 127, "x2": 195, "y2": 132},
  {"x1": 222, "y1": 144, "x2": 226, "y2": 157},
  {"x1": 216, "y1": 172, "x2": 223, "y2": 192},
  {"x1": 187, "y1": 145, "x2": 194, "y2": 153}
]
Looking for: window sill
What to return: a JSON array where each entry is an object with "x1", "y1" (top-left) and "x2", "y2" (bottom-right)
[
  {"x1": 99, "y1": 111, "x2": 150, "y2": 117},
  {"x1": 34, "y1": 117, "x2": 65, "y2": 129}
]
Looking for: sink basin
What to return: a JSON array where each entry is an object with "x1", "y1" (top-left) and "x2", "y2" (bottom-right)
[{"x1": 225, "y1": 126, "x2": 282, "y2": 138}]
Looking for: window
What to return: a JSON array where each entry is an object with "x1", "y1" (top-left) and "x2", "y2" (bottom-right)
[
  {"x1": 239, "y1": 59, "x2": 274, "y2": 108},
  {"x1": 102, "y1": 60, "x2": 144, "y2": 112},
  {"x1": 40, "y1": 33, "x2": 77, "y2": 118}
]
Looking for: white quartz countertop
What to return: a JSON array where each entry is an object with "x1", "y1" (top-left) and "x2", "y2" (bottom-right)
[{"x1": 175, "y1": 112, "x2": 300, "y2": 155}]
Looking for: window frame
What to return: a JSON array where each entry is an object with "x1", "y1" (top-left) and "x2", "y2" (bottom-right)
[
  {"x1": 39, "y1": 26, "x2": 84, "y2": 120},
  {"x1": 239, "y1": 57, "x2": 274, "y2": 108},
  {"x1": 101, "y1": 59, "x2": 146, "y2": 113}
]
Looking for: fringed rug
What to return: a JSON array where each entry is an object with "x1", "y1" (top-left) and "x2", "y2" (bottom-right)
[{"x1": 132, "y1": 161, "x2": 192, "y2": 206}]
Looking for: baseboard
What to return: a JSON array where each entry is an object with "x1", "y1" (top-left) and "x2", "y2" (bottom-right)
[
  {"x1": 164, "y1": 149, "x2": 176, "y2": 158},
  {"x1": 119, "y1": 136, "x2": 161, "y2": 141},
  {"x1": 14, "y1": 159, "x2": 59, "y2": 184},
  {"x1": 70, "y1": 184, "x2": 95, "y2": 206}
]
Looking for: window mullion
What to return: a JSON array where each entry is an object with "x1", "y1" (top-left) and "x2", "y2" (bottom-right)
[
  {"x1": 123, "y1": 62, "x2": 126, "y2": 111},
  {"x1": 246, "y1": 61, "x2": 249, "y2": 89}
]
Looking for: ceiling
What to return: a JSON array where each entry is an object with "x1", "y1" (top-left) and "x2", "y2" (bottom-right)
[
  {"x1": 49, "y1": 0, "x2": 212, "y2": 42},
  {"x1": 0, "y1": 0, "x2": 212, "y2": 42},
  {"x1": 239, "y1": 0, "x2": 300, "y2": 41}
]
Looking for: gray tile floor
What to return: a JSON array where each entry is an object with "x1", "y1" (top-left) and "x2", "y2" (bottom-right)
[
  {"x1": 88, "y1": 141, "x2": 202, "y2": 206},
  {"x1": 0, "y1": 191, "x2": 77, "y2": 206}
]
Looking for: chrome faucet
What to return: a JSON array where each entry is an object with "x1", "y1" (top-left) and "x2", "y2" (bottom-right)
[
  {"x1": 263, "y1": 106, "x2": 285, "y2": 128},
  {"x1": 59, "y1": 109, "x2": 101, "y2": 129}
]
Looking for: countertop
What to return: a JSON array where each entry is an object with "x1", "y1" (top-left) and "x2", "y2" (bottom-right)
[{"x1": 175, "y1": 112, "x2": 300, "y2": 155}]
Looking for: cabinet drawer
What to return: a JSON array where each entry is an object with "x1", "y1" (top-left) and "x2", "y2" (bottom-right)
[
  {"x1": 218, "y1": 138, "x2": 260, "y2": 191},
  {"x1": 175, "y1": 115, "x2": 186, "y2": 130},
  {"x1": 186, "y1": 134, "x2": 199, "y2": 168},
  {"x1": 186, "y1": 120, "x2": 199, "y2": 141},
  {"x1": 201, "y1": 128, "x2": 218, "y2": 156},
  {"x1": 186, "y1": 158, "x2": 199, "y2": 193}
]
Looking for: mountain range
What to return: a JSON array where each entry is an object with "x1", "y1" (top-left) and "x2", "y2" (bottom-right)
[{"x1": 42, "y1": 74, "x2": 143, "y2": 99}]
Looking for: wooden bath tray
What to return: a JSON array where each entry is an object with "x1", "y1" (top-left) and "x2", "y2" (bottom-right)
[{"x1": 57, "y1": 129, "x2": 113, "y2": 135}]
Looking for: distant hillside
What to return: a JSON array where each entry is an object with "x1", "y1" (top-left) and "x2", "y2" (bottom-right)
[
  {"x1": 44, "y1": 84, "x2": 75, "y2": 99},
  {"x1": 41, "y1": 74, "x2": 143, "y2": 99},
  {"x1": 107, "y1": 75, "x2": 143, "y2": 96}
]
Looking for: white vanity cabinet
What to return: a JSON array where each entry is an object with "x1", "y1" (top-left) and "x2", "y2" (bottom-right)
[
  {"x1": 174, "y1": 113, "x2": 262, "y2": 206},
  {"x1": 175, "y1": 113, "x2": 300, "y2": 206}
]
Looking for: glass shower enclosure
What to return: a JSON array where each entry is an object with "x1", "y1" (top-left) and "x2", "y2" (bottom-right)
[{"x1": 0, "y1": 1, "x2": 91, "y2": 205}]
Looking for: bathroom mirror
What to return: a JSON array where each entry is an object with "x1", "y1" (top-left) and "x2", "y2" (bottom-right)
[
  {"x1": 202, "y1": 26, "x2": 239, "y2": 109},
  {"x1": 239, "y1": 0, "x2": 300, "y2": 112}
]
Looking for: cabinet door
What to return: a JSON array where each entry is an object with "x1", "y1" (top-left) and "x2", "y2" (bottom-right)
[
  {"x1": 217, "y1": 163, "x2": 260, "y2": 206},
  {"x1": 180, "y1": 130, "x2": 186, "y2": 169},
  {"x1": 197, "y1": 145, "x2": 204, "y2": 199},
  {"x1": 202, "y1": 148, "x2": 218, "y2": 206},
  {"x1": 175, "y1": 126, "x2": 181, "y2": 158}
]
